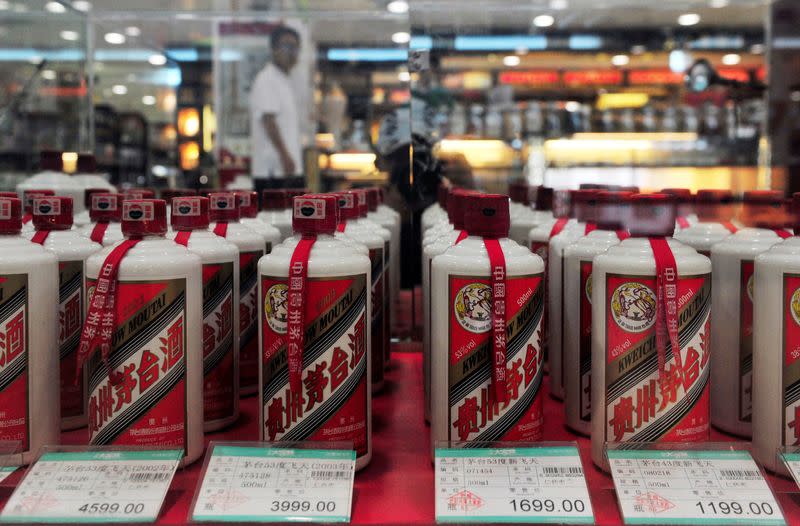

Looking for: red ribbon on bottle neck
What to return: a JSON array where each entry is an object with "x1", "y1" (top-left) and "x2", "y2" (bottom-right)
[
  {"x1": 455, "y1": 230, "x2": 468, "y2": 244},
  {"x1": 75, "y1": 238, "x2": 142, "y2": 384},
  {"x1": 174, "y1": 230, "x2": 192, "y2": 246},
  {"x1": 336, "y1": 223, "x2": 346, "y2": 233},
  {"x1": 90, "y1": 222, "x2": 109, "y2": 244},
  {"x1": 616, "y1": 230, "x2": 630, "y2": 241},
  {"x1": 21, "y1": 213, "x2": 32, "y2": 225},
  {"x1": 549, "y1": 217, "x2": 569, "y2": 239},
  {"x1": 484, "y1": 238, "x2": 508, "y2": 404},
  {"x1": 213, "y1": 222, "x2": 228, "y2": 238},
  {"x1": 775, "y1": 229, "x2": 793, "y2": 239},
  {"x1": 286, "y1": 235, "x2": 317, "y2": 393},
  {"x1": 30, "y1": 230, "x2": 49, "y2": 245},
  {"x1": 676, "y1": 217, "x2": 690, "y2": 229},
  {"x1": 649, "y1": 237, "x2": 683, "y2": 386},
  {"x1": 584, "y1": 223, "x2": 597, "y2": 236},
  {"x1": 722, "y1": 222, "x2": 738, "y2": 234}
]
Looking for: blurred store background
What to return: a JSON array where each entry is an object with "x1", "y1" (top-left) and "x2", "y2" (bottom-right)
[{"x1": 3, "y1": 0, "x2": 799, "y2": 300}]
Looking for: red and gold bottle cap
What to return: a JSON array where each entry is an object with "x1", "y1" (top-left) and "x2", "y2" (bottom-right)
[
  {"x1": 90, "y1": 193, "x2": 123, "y2": 222},
  {"x1": 171, "y1": 196, "x2": 209, "y2": 231},
  {"x1": 627, "y1": 193, "x2": 677, "y2": 238},
  {"x1": 32, "y1": 196, "x2": 73, "y2": 230},
  {"x1": 0, "y1": 198, "x2": 22, "y2": 234},
  {"x1": 208, "y1": 192, "x2": 240, "y2": 222},
  {"x1": 122, "y1": 199, "x2": 167, "y2": 237},
  {"x1": 293, "y1": 194, "x2": 337, "y2": 235},
  {"x1": 464, "y1": 194, "x2": 510, "y2": 238}
]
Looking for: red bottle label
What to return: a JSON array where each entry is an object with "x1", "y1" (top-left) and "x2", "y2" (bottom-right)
[
  {"x1": 604, "y1": 273, "x2": 711, "y2": 443},
  {"x1": 201, "y1": 262, "x2": 235, "y2": 423},
  {"x1": 740, "y1": 260, "x2": 754, "y2": 423},
  {"x1": 87, "y1": 278, "x2": 188, "y2": 452},
  {"x1": 369, "y1": 247, "x2": 385, "y2": 385},
  {"x1": 530, "y1": 241, "x2": 549, "y2": 353},
  {"x1": 239, "y1": 250, "x2": 264, "y2": 393},
  {"x1": 447, "y1": 273, "x2": 544, "y2": 443},
  {"x1": 261, "y1": 274, "x2": 369, "y2": 458},
  {"x1": 783, "y1": 274, "x2": 800, "y2": 446},
  {"x1": 579, "y1": 261, "x2": 593, "y2": 422},
  {"x1": 0, "y1": 274, "x2": 28, "y2": 451},
  {"x1": 58, "y1": 261, "x2": 85, "y2": 421}
]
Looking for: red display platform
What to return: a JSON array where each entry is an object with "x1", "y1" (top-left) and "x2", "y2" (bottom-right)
[{"x1": 2, "y1": 350, "x2": 799, "y2": 525}]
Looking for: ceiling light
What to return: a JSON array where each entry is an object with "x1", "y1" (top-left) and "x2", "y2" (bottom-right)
[
  {"x1": 104, "y1": 32, "x2": 126, "y2": 45},
  {"x1": 631, "y1": 45, "x2": 646, "y2": 55},
  {"x1": 722, "y1": 53, "x2": 741, "y2": 65},
  {"x1": 391, "y1": 31, "x2": 410, "y2": 44},
  {"x1": 386, "y1": 0, "x2": 408, "y2": 14},
  {"x1": 677, "y1": 13, "x2": 701, "y2": 26},
  {"x1": 751, "y1": 43, "x2": 765, "y2": 54},
  {"x1": 398, "y1": 71, "x2": 410, "y2": 82},
  {"x1": 148, "y1": 53, "x2": 167, "y2": 66},
  {"x1": 503, "y1": 55, "x2": 521, "y2": 67},
  {"x1": 41, "y1": 70, "x2": 56, "y2": 80},
  {"x1": 45, "y1": 1, "x2": 65, "y2": 13},
  {"x1": 669, "y1": 49, "x2": 693, "y2": 73},
  {"x1": 124, "y1": 26, "x2": 141, "y2": 37},
  {"x1": 611, "y1": 54, "x2": 630, "y2": 66},
  {"x1": 0, "y1": 1, "x2": 9, "y2": 10},
  {"x1": 71, "y1": 1, "x2": 91, "y2": 11},
  {"x1": 549, "y1": 0, "x2": 568, "y2": 9},
  {"x1": 59, "y1": 30, "x2": 80, "y2": 41},
  {"x1": 533, "y1": 14, "x2": 555, "y2": 28},
  {"x1": 111, "y1": 84, "x2": 127, "y2": 95},
  {"x1": 28, "y1": 54, "x2": 42, "y2": 65},
  {"x1": 710, "y1": 0, "x2": 729, "y2": 7},
  {"x1": 142, "y1": 95, "x2": 156, "y2": 105},
  {"x1": 565, "y1": 101, "x2": 581, "y2": 112}
]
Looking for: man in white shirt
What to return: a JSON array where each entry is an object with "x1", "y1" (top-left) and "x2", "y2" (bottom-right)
[{"x1": 249, "y1": 25, "x2": 304, "y2": 191}]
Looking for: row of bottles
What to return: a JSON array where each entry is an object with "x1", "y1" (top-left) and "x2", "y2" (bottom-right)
[
  {"x1": 0, "y1": 186, "x2": 399, "y2": 472},
  {"x1": 421, "y1": 181, "x2": 800, "y2": 475}
]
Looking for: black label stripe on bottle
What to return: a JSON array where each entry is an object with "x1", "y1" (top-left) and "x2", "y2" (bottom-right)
[
  {"x1": 203, "y1": 274, "x2": 233, "y2": 319},
  {"x1": 280, "y1": 356, "x2": 367, "y2": 443},
  {"x1": 619, "y1": 362, "x2": 709, "y2": 445},
  {"x1": 448, "y1": 298, "x2": 543, "y2": 406},
  {"x1": 468, "y1": 365, "x2": 543, "y2": 445},
  {"x1": 204, "y1": 331, "x2": 234, "y2": 377},
  {"x1": 785, "y1": 379, "x2": 800, "y2": 408},
  {"x1": 607, "y1": 292, "x2": 710, "y2": 401},
  {"x1": 88, "y1": 293, "x2": 185, "y2": 392},
  {"x1": 91, "y1": 360, "x2": 185, "y2": 446},
  {"x1": 59, "y1": 271, "x2": 82, "y2": 304},
  {"x1": 263, "y1": 290, "x2": 367, "y2": 402},
  {"x1": 0, "y1": 287, "x2": 25, "y2": 323},
  {"x1": 60, "y1": 331, "x2": 80, "y2": 360}
]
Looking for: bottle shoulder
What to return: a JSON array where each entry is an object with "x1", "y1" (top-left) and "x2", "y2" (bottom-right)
[
  {"x1": 433, "y1": 237, "x2": 544, "y2": 275},
  {"x1": 41, "y1": 230, "x2": 102, "y2": 257},
  {"x1": 259, "y1": 235, "x2": 371, "y2": 277}
]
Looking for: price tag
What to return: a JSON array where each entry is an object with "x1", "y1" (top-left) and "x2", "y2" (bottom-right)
[
  {"x1": 191, "y1": 445, "x2": 355, "y2": 523},
  {"x1": 434, "y1": 446, "x2": 594, "y2": 524},
  {"x1": 608, "y1": 449, "x2": 785, "y2": 525},
  {"x1": 0, "y1": 449, "x2": 181, "y2": 524},
  {"x1": 781, "y1": 451, "x2": 800, "y2": 489}
]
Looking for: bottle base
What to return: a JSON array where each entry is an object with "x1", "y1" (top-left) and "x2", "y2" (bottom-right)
[
  {"x1": 204, "y1": 413, "x2": 240, "y2": 433},
  {"x1": 61, "y1": 416, "x2": 88, "y2": 431}
]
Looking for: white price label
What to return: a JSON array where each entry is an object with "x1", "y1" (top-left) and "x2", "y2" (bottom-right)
[
  {"x1": 608, "y1": 449, "x2": 785, "y2": 525},
  {"x1": 191, "y1": 446, "x2": 355, "y2": 523},
  {"x1": 0, "y1": 450, "x2": 181, "y2": 524},
  {"x1": 434, "y1": 446, "x2": 594, "y2": 524}
]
